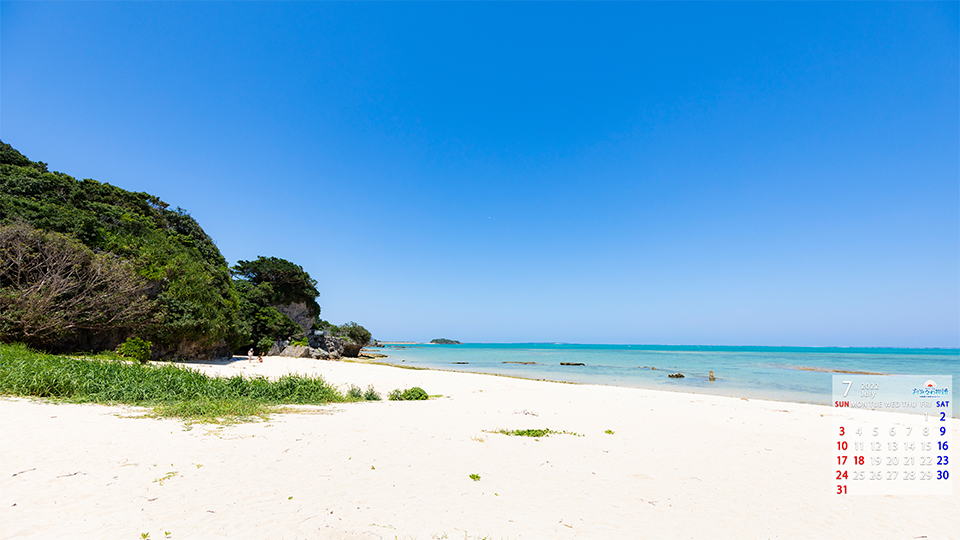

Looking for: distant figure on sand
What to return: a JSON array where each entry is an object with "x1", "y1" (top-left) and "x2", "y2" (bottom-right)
[
  {"x1": 248, "y1": 348, "x2": 254, "y2": 362},
  {"x1": 257, "y1": 353, "x2": 263, "y2": 363}
]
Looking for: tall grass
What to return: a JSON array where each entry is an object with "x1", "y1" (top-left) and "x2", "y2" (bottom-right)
[{"x1": 0, "y1": 343, "x2": 348, "y2": 421}]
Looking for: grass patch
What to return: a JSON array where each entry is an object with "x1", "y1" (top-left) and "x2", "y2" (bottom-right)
[
  {"x1": 388, "y1": 387, "x2": 429, "y2": 401},
  {"x1": 490, "y1": 428, "x2": 583, "y2": 437},
  {"x1": 469, "y1": 473, "x2": 481, "y2": 481},
  {"x1": 0, "y1": 343, "x2": 386, "y2": 422},
  {"x1": 152, "y1": 398, "x2": 278, "y2": 423},
  {"x1": 604, "y1": 429, "x2": 615, "y2": 435}
]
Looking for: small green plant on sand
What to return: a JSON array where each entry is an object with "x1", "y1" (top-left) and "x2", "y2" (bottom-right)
[
  {"x1": 117, "y1": 337, "x2": 152, "y2": 364},
  {"x1": 347, "y1": 385, "x2": 364, "y2": 400},
  {"x1": 604, "y1": 429, "x2": 615, "y2": 435},
  {"x1": 363, "y1": 385, "x2": 381, "y2": 401},
  {"x1": 388, "y1": 387, "x2": 429, "y2": 401},
  {"x1": 491, "y1": 428, "x2": 582, "y2": 437},
  {"x1": 140, "y1": 533, "x2": 150, "y2": 539},
  {"x1": 469, "y1": 473, "x2": 481, "y2": 481},
  {"x1": 153, "y1": 471, "x2": 178, "y2": 485}
]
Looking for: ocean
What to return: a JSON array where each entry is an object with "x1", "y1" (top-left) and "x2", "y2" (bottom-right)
[{"x1": 372, "y1": 343, "x2": 959, "y2": 411}]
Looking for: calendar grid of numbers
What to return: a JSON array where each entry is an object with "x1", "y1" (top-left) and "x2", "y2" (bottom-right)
[{"x1": 833, "y1": 375, "x2": 951, "y2": 495}]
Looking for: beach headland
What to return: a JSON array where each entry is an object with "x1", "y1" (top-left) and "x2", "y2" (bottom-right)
[{"x1": 2, "y1": 355, "x2": 957, "y2": 539}]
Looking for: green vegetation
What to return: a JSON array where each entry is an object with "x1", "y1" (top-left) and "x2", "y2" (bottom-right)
[
  {"x1": 363, "y1": 385, "x2": 381, "y2": 401},
  {"x1": 0, "y1": 223, "x2": 154, "y2": 350},
  {"x1": 0, "y1": 343, "x2": 346, "y2": 421},
  {"x1": 0, "y1": 343, "x2": 428, "y2": 420},
  {"x1": 117, "y1": 337, "x2": 152, "y2": 364},
  {"x1": 0, "y1": 142, "x2": 379, "y2": 358},
  {"x1": 604, "y1": 429, "x2": 615, "y2": 435},
  {"x1": 387, "y1": 387, "x2": 429, "y2": 401},
  {"x1": 232, "y1": 256, "x2": 320, "y2": 315},
  {"x1": 0, "y1": 141, "x2": 239, "y2": 355},
  {"x1": 491, "y1": 428, "x2": 583, "y2": 437},
  {"x1": 469, "y1": 473, "x2": 481, "y2": 481},
  {"x1": 430, "y1": 338, "x2": 461, "y2": 344},
  {"x1": 338, "y1": 321, "x2": 372, "y2": 345},
  {"x1": 315, "y1": 319, "x2": 373, "y2": 346},
  {"x1": 232, "y1": 256, "x2": 323, "y2": 352}
]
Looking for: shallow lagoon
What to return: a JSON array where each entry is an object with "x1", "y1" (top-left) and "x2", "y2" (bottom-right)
[{"x1": 375, "y1": 343, "x2": 959, "y2": 409}]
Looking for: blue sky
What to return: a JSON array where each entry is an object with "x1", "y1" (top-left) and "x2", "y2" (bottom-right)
[{"x1": 2, "y1": 2, "x2": 957, "y2": 347}]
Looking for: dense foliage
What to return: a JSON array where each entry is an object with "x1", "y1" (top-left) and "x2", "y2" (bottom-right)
[
  {"x1": 0, "y1": 222, "x2": 153, "y2": 351},
  {"x1": 232, "y1": 256, "x2": 320, "y2": 316},
  {"x1": 430, "y1": 338, "x2": 461, "y2": 344},
  {"x1": 116, "y1": 336, "x2": 152, "y2": 364},
  {"x1": 0, "y1": 141, "x2": 239, "y2": 355},
  {"x1": 0, "y1": 142, "x2": 370, "y2": 358},
  {"x1": 231, "y1": 256, "x2": 321, "y2": 352},
  {"x1": 315, "y1": 319, "x2": 372, "y2": 346}
]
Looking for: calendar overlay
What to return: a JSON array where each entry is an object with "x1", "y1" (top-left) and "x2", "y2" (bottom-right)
[{"x1": 833, "y1": 375, "x2": 951, "y2": 495}]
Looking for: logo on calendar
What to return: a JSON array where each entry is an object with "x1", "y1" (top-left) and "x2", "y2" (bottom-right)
[{"x1": 912, "y1": 380, "x2": 948, "y2": 397}]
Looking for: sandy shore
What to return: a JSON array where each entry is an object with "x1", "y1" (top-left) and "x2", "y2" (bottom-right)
[{"x1": 2, "y1": 356, "x2": 957, "y2": 539}]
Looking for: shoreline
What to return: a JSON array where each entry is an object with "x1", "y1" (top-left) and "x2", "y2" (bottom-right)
[{"x1": 3, "y1": 356, "x2": 958, "y2": 539}]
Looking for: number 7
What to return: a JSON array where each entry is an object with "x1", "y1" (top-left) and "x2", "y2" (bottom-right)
[{"x1": 842, "y1": 381, "x2": 852, "y2": 397}]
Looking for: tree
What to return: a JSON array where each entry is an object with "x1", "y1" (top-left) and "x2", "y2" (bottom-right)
[
  {"x1": 338, "y1": 322, "x2": 372, "y2": 346},
  {"x1": 0, "y1": 222, "x2": 153, "y2": 351},
  {"x1": 0, "y1": 141, "x2": 241, "y2": 357},
  {"x1": 232, "y1": 256, "x2": 320, "y2": 316}
]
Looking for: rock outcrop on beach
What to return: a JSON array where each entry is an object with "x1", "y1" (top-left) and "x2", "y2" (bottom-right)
[
  {"x1": 272, "y1": 302, "x2": 315, "y2": 337},
  {"x1": 271, "y1": 334, "x2": 350, "y2": 360},
  {"x1": 309, "y1": 335, "x2": 346, "y2": 357},
  {"x1": 341, "y1": 343, "x2": 363, "y2": 357},
  {"x1": 278, "y1": 345, "x2": 311, "y2": 358}
]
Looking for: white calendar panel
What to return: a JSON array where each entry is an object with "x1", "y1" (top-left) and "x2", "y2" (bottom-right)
[{"x1": 832, "y1": 375, "x2": 951, "y2": 496}]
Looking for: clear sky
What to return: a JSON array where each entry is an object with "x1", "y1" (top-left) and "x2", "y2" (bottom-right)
[{"x1": 2, "y1": 2, "x2": 957, "y2": 347}]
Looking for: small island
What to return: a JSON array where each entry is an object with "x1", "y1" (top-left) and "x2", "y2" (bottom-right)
[{"x1": 430, "y1": 338, "x2": 461, "y2": 345}]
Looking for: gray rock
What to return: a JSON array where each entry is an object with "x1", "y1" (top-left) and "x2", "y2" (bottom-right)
[
  {"x1": 342, "y1": 343, "x2": 363, "y2": 358},
  {"x1": 279, "y1": 345, "x2": 311, "y2": 358},
  {"x1": 267, "y1": 340, "x2": 287, "y2": 356},
  {"x1": 309, "y1": 348, "x2": 334, "y2": 360},
  {"x1": 309, "y1": 335, "x2": 345, "y2": 357},
  {"x1": 271, "y1": 302, "x2": 315, "y2": 336}
]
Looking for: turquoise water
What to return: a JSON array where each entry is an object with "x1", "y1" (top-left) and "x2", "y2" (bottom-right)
[{"x1": 373, "y1": 344, "x2": 959, "y2": 411}]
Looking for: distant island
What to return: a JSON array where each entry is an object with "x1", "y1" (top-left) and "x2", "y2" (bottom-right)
[{"x1": 430, "y1": 338, "x2": 461, "y2": 345}]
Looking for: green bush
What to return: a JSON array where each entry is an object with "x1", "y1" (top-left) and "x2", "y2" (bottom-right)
[
  {"x1": 117, "y1": 337, "x2": 152, "y2": 364},
  {"x1": 338, "y1": 322, "x2": 372, "y2": 346},
  {"x1": 388, "y1": 386, "x2": 428, "y2": 401},
  {"x1": 255, "y1": 336, "x2": 274, "y2": 354},
  {"x1": 347, "y1": 385, "x2": 363, "y2": 400},
  {"x1": 363, "y1": 385, "x2": 381, "y2": 401}
]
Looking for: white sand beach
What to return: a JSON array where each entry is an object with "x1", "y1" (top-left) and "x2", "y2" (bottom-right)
[{"x1": 2, "y1": 356, "x2": 957, "y2": 539}]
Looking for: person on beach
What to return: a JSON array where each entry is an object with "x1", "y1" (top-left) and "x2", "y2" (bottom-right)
[
  {"x1": 248, "y1": 348, "x2": 254, "y2": 362},
  {"x1": 257, "y1": 353, "x2": 263, "y2": 363}
]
